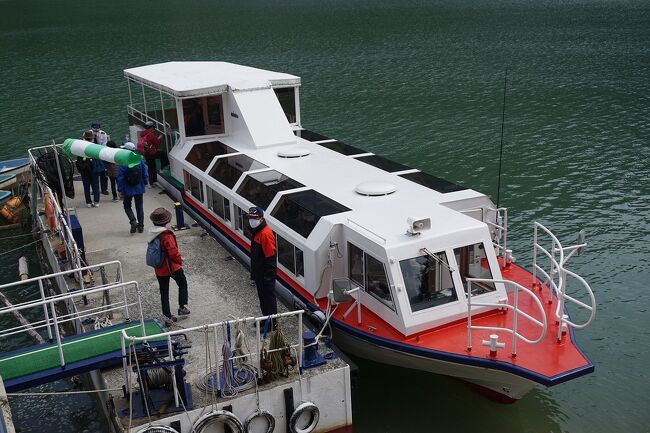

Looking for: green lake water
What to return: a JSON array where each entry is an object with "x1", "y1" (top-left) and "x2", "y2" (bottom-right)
[{"x1": 1, "y1": 0, "x2": 649, "y2": 431}]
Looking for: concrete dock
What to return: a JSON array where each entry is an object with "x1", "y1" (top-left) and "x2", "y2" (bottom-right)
[{"x1": 62, "y1": 180, "x2": 351, "y2": 432}]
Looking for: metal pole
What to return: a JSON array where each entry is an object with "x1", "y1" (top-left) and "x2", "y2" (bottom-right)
[
  {"x1": 38, "y1": 280, "x2": 53, "y2": 341},
  {"x1": 120, "y1": 335, "x2": 129, "y2": 392},
  {"x1": 467, "y1": 281, "x2": 472, "y2": 350},
  {"x1": 532, "y1": 224, "x2": 538, "y2": 285},
  {"x1": 298, "y1": 311, "x2": 304, "y2": 369},
  {"x1": 50, "y1": 301, "x2": 65, "y2": 368},
  {"x1": 213, "y1": 326, "x2": 222, "y2": 393},
  {"x1": 167, "y1": 336, "x2": 179, "y2": 407},
  {"x1": 512, "y1": 285, "x2": 518, "y2": 356}
]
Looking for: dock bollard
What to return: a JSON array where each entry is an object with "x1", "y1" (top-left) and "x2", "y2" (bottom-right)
[
  {"x1": 302, "y1": 331, "x2": 326, "y2": 369},
  {"x1": 172, "y1": 202, "x2": 189, "y2": 231}
]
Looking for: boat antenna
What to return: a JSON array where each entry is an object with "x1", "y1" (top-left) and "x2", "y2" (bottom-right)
[{"x1": 496, "y1": 69, "x2": 508, "y2": 209}]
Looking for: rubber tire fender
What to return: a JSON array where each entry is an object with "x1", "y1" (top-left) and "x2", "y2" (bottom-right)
[
  {"x1": 244, "y1": 409, "x2": 275, "y2": 433},
  {"x1": 193, "y1": 410, "x2": 244, "y2": 433},
  {"x1": 289, "y1": 401, "x2": 320, "y2": 433}
]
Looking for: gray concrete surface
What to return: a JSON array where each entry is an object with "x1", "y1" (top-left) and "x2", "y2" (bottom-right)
[{"x1": 66, "y1": 180, "x2": 345, "y2": 426}]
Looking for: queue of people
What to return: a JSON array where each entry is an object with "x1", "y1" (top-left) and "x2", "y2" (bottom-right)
[{"x1": 72, "y1": 120, "x2": 281, "y2": 328}]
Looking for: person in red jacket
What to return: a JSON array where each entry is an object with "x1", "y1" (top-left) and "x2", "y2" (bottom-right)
[
  {"x1": 138, "y1": 120, "x2": 162, "y2": 187},
  {"x1": 149, "y1": 207, "x2": 190, "y2": 326},
  {"x1": 247, "y1": 206, "x2": 277, "y2": 318}
]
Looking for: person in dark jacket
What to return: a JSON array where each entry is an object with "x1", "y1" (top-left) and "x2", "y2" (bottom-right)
[
  {"x1": 149, "y1": 207, "x2": 190, "y2": 327},
  {"x1": 77, "y1": 130, "x2": 100, "y2": 208},
  {"x1": 247, "y1": 206, "x2": 277, "y2": 318},
  {"x1": 105, "y1": 140, "x2": 119, "y2": 202},
  {"x1": 116, "y1": 142, "x2": 148, "y2": 233}
]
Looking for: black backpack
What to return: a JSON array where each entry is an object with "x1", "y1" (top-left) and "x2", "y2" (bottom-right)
[{"x1": 125, "y1": 164, "x2": 142, "y2": 186}]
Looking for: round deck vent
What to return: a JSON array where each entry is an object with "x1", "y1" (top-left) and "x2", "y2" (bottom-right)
[
  {"x1": 277, "y1": 147, "x2": 311, "y2": 158},
  {"x1": 355, "y1": 181, "x2": 397, "y2": 196}
]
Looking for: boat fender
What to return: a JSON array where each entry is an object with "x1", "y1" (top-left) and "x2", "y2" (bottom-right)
[
  {"x1": 193, "y1": 409, "x2": 244, "y2": 433},
  {"x1": 244, "y1": 409, "x2": 275, "y2": 433},
  {"x1": 289, "y1": 401, "x2": 320, "y2": 433}
]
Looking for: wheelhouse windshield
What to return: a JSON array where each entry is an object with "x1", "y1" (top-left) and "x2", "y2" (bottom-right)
[{"x1": 399, "y1": 251, "x2": 457, "y2": 312}]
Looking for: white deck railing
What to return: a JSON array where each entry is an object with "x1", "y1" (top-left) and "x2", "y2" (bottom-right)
[
  {"x1": 121, "y1": 310, "x2": 305, "y2": 408},
  {"x1": 461, "y1": 206, "x2": 509, "y2": 268},
  {"x1": 0, "y1": 262, "x2": 143, "y2": 370},
  {"x1": 466, "y1": 278, "x2": 547, "y2": 357},
  {"x1": 533, "y1": 222, "x2": 596, "y2": 341}
]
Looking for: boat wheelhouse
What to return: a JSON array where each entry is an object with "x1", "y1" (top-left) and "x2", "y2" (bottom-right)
[{"x1": 123, "y1": 61, "x2": 597, "y2": 400}]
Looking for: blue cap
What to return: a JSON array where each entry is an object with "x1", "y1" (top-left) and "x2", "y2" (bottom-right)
[
  {"x1": 247, "y1": 206, "x2": 264, "y2": 218},
  {"x1": 90, "y1": 121, "x2": 100, "y2": 129}
]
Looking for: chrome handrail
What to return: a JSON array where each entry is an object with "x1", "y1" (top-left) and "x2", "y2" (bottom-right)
[
  {"x1": 533, "y1": 222, "x2": 596, "y2": 341},
  {"x1": 461, "y1": 206, "x2": 508, "y2": 268},
  {"x1": 466, "y1": 278, "x2": 547, "y2": 357}
]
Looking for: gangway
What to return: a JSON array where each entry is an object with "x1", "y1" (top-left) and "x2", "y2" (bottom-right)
[{"x1": 0, "y1": 262, "x2": 162, "y2": 392}]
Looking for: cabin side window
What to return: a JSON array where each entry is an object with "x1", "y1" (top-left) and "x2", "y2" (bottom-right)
[
  {"x1": 183, "y1": 170, "x2": 204, "y2": 202},
  {"x1": 348, "y1": 243, "x2": 394, "y2": 310},
  {"x1": 207, "y1": 187, "x2": 231, "y2": 222},
  {"x1": 453, "y1": 243, "x2": 496, "y2": 296},
  {"x1": 234, "y1": 205, "x2": 252, "y2": 240},
  {"x1": 186, "y1": 141, "x2": 235, "y2": 172},
  {"x1": 274, "y1": 87, "x2": 296, "y2": 123},
  {"x1": 399, "y1": 252, "x2": 457, "y2": 312},
  {"x1": 182, "y1": 95, "x2": 224, "y2": 137},
  {"x1": 276, "y1": 234, "x2": 304, "y2": 278}
]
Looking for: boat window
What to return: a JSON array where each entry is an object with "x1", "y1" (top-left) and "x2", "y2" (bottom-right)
[
  {"x1": 209, "y1": 155, "x2": 268, "y2": 189},
  {"x1": 271, "y1": 190, "x2": 351, "y2": 238},
  {"x1": 348, "y1": 243, "x2": 394, "y2": 310},
  {"x1": 356, "y1": 155, "x2": 411, "y2": 173},
  {"x1": 183, "y1": 170, "x2": 204, "y2": 202},
  {"x1": 234, "y1": 205, "x2": 252, "y2": 240},
  {"x1": 294, "y1": 129, "x2": 330, "y2": 142},
  {"x1": 277, "y1": 234, "x2": 304, "y2": 278},
  {"x1": 207, "y1": 187, "x2": 231, "y2": 222},
  {"x1": 237, "y1": 170, "x2": 304, "y2": 210},
  {"x1": 453, "y1": 243, "x2": 496, "y2": 296},
  {"x1": 274, "y1": 87, "x2": 297, "y2": 123},
  {"x1": 399, "y1": 171, "x2": 466, "y2": 193},
  {"x1": 185, "y1": 141, "x2": 235, "y2": 172},
  {"x1": 317, "y1": 141, "x2": 366, "y2": 156},
  {"x1": 183, "y1": 95, "x2": 224, "y2": 137},
  {"x1": 400, "y1": 252, "x2": 457, "y2": 312}
]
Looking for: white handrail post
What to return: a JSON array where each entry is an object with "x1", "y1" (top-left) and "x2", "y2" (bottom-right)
[
  {"x1": 167, "y1": 336, "x2": 179, "y2": 407},
  {"x1": 502, "y1": 209, "x2": 508, "y2": 269},
  {"x1": 120, "y1": 335, "x2": 129, "y2": 392},
  {"x1": 298, "y1": 311, "x2": 304, "y2": 369},
  {"x1": 214, "y1": 325, "x2": 222, "y2": 393},
  {"x1": 255, "y1": 320, "x2": 261, "y2": 381},
  {"x1": 511, "y1": 284, "x2": 518, "y2": 357},
  {"x1": 136, "y1": 286, "x2": 145, "y2": 336},
  {"x1": 466, "y1": 281, "x2": 472, "y2": 351},
  {"x1": 50, "y1": 300, "x2": 65, "y2": 368},
  {"x1": 38, "y1": 279, "x2": 53, "y2": 342},
  {"x1": 557, "y1": 268, "x2": 567, "y2": 341},
  {"x1": 532, "y1": 223, "x2": 538, "y2": 285}
]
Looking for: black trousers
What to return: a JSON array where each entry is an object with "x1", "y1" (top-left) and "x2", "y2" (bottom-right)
[
  {"x1": 254, "y1": 276, "x2": 277, "y2": 317},
  {"x1": 157, "y1": 268, "x2": 189, "y2": 318},
  {"x1": 145, "y1": 155, "x2": 157, "y2": 185}
]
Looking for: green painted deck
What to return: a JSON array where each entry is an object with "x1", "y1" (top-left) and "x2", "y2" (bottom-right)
[{"x1": 0, "y1": 321, "x2": 164, "y2": 382}]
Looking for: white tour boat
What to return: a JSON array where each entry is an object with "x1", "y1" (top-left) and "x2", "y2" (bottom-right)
[{"x1": 122, "y1": 61, "x2": 596, "y2": 401}]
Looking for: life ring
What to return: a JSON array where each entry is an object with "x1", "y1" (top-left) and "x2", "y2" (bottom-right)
[
  {"x1": 135, "y1": 424, "x2": 179, "y2": 433},
  {"x1": 194, "y1": 409, "x2": 244, "y2": 433},
  {"x1": 44, "y1": 193, "x2": 56, "y2": 230},
  {"x1": 244, "y1": 409, "x2": 275, "y2": 433},
  {"x1": 289, "y1": 401, "x2": 320, "y2": 433}
]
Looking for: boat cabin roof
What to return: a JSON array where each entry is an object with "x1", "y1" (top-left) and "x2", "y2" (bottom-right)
[{"x1": 123, "y1": 61, "x2": 301, "y2": 98}]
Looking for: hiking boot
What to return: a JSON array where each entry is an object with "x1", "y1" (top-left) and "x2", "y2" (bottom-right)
[
  {"x1": 129, "y1": 220, "x2": 137, "y2": 234},
  {"x1": 137, "y1": 225, "x2": 144, "y2": 233},
  {"x1": 178, "y1": 306, "x2": 191, "y2": 316},
  {"x1": 112, "y1": 197, "x2": 119, "y2": 202},
  {"x1": 163, "y1": 315, "x2": 178, "y2": 327}
]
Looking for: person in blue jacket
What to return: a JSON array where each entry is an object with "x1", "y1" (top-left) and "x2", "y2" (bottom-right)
[{"x1": 117, "y1": 142, "x2": 148, "y2": 233}]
